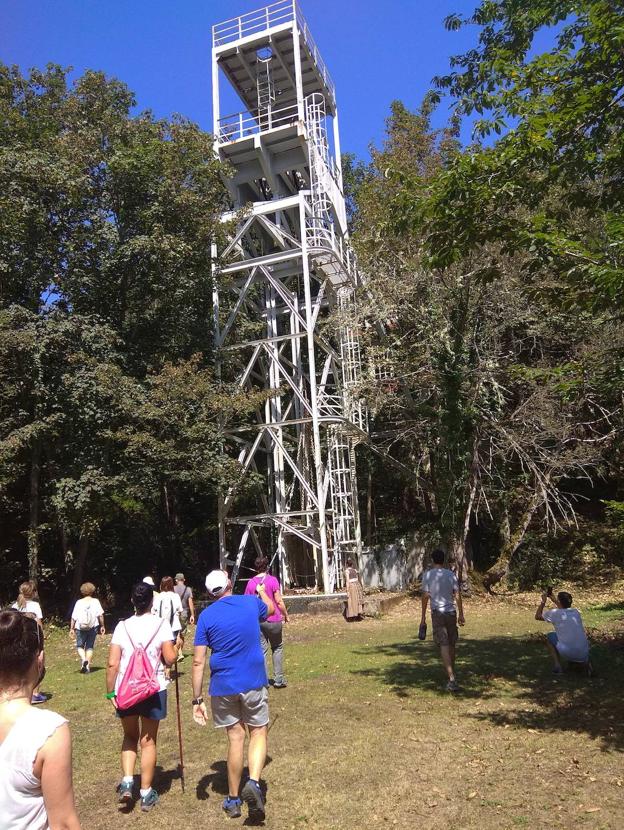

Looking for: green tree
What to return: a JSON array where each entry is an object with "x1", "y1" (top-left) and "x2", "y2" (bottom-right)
[
  {"x1": 349, "y1": 99, "x2": 620, "y2": 587},
  {"x1": 0, "y1": 64, "x2": 256, "y2": 601}
]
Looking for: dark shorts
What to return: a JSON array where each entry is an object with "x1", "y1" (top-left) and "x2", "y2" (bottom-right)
[
  {"x1": 431, "y1": 610, "x2": 458, "y2": 647},
  {"x1": 116, "y1": 690, "x2": 168, "y2": 720},
  {"x1": 76, "y1": 627, "x2": 97, "y2": 650}
]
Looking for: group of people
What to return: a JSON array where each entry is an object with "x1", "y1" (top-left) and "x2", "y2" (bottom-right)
[
  {"x1": 0, "y1": 556, "x2": 289, "y2": 827},
  {"x1": 419, "y1": 548, "x2": 591, "y2": 691},
  {"x1": 1, "y1": 549, "x2": 593, "y2": 829}
]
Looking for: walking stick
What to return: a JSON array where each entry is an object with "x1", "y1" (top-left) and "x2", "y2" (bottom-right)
[{"x1": 174, "y1": 668, "x2": 185, "y2": 793}]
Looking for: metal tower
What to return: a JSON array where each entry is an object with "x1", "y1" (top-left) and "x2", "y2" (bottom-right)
[{"x1": 212, "y1": 0, "x2": 366, "y2": 592}]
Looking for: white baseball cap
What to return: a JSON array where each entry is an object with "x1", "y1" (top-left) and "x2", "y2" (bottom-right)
[
  {"x1": 143, "y1": 576, "x2": 155, "y2": 587},
  {"x1": 205, "y1": 570, "x2": 229, "y2": 597}
]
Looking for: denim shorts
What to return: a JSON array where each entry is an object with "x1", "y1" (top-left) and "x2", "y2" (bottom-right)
[
  {"x1": 76, "y1": 627, "x2": 98, "y2": 650},
  {"x1": 116, "y1": 690, "x2": 168, "y2": 720}
]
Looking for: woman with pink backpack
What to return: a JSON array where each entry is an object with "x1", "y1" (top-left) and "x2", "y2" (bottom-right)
[{"x1": 106, "y1": 583, "x2": 176, "y2": 811}]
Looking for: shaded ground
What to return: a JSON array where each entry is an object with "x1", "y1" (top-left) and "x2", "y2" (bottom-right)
[{"x1": 39, "y1": 591, "x2": 624, "y2": 829}]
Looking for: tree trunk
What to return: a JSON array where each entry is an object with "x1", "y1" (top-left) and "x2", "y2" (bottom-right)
[
  {"x1": 366, "y1": 470, "x2": 373, "y2": 548},
  {"x1": 483, "y1": 488, "x2": 545, "y2": 593},
  {"x1": 60, "y1": 525, "x2": 70, "y2": 573},
  {"x1": 27, "y1": 439, "x2": 41, "y2": 581},
  {"x1": 72, "y1": 533, "x2": 89, "y2": 596}
]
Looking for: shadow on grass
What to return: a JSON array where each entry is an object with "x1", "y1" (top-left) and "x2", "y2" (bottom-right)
[
  {"x1": 196, "y1": 757, "x2": 272, "y2": 801},
  {"x1": 117, "y1": 765, "x2": 181, "y2": 814},
  {"x1": 588, "y1": 599, "x2": 624, "y2": 616},
  {"x1": 153, "y1": 763, "x2": 183, "y2": 795},
  {"x1": 351, "y1": 634, "x2": 624, "y2": 751}
]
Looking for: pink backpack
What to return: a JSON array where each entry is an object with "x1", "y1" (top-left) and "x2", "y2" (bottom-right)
[{"x1": 116, "y1": 619, "x2": 164, "y2": 710}]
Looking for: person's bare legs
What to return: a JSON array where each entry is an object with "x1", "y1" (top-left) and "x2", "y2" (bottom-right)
[
  {"x1": 138, "y1": 717, "x2": 160, "y2": 791},
  {"x1": 440, "y1": 645, "x2": 456, "y2": 681},
  {"x1": 121, "y1": 716, "x2": 140, "y2": 778},
  {"x1": 247, "y1": 724, "x2": 267, "y2": 782},
  {"x1": 546, "y1": 638, "x2": 563, "y2": 672},
  {"x1": 85, "y1": 647, "x2": 94, "y2": 669},
  {"x1": 226, "y1": 721, "x2": 246, "y2": 797},
  {"x1": 77, "y1": 645, "x2": 86, "y2": 665}
]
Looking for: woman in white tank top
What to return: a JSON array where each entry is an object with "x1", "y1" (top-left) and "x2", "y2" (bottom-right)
[{"x1": 0, "y1": 608, "x2": 81, "y2": 830}]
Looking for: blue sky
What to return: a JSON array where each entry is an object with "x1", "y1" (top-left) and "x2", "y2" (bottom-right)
[{"x1": 2, "y1": 0, "x2": 481, "y2": 160}]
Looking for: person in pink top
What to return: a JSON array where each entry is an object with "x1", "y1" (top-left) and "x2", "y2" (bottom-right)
[{"x1": 244, "y1": 556, "x2": 290, "y2": 688}]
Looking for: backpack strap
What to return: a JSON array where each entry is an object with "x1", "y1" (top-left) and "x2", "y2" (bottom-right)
[
  {"x1": 123, "y1": 619, "x2": 163, "y2": 651},
  {"x1": 123, "y1": 620, "x2": 136, "y2": 650},
  {"x1": 144, "y1": 619, "x2": 164, "y2": 650}
]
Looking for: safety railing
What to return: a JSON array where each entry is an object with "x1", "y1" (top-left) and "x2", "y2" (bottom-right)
[
  {"x1": 217, "y1": 103, "x2": 299, "y2": 143},
  {"x1": 212, "y1": 0, "x2": 335, "y2": 101},
  {"x1": 317, "y1": 392, "x2": 343, "y2": 418},
  {"x1": 294, "y1": 5, "x2": 336, "y2": 101},
  {"x1": 305, "y1": 214, "x2": 358, "y2": 283}
]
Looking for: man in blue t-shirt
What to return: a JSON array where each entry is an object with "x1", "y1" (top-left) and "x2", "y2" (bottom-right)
[{"x1": 192, "y1": 569, "x2": 274, "y2": 821}]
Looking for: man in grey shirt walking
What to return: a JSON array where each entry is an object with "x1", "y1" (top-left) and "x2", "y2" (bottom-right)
[{"x1": 420, "y1": 549, "x2": 465, "y2": 691}]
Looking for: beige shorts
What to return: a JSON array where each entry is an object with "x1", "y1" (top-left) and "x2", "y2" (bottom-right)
[
  {"x1": 431, "y1": 610, "x2": 458, "y2": 647},
  {"x1": 210, "y1": 687, "x2": 269, "y2": 729}
]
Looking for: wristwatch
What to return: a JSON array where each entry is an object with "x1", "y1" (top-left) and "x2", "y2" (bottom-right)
[{"x1": 192, "y1": 696, "x2": 204, "y2": 706}]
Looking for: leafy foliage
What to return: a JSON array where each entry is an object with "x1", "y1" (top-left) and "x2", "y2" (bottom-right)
[{"x1": 0, "y1": 64, "x2": 256, "y2": 605}]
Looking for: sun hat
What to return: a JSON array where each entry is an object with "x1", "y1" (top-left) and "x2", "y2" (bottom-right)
[
  {"x1": 175, "y1": 573, "x2": 185, "y2": 581},
  {"x1": 143, "y1": 576, "x2": 155, "y2": 587},
  {"x1": 205, "y1": 570, "x2": 229, "y2": 597}
]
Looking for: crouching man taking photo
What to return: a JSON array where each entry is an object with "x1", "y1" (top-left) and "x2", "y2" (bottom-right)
[
  {"x1": 192, "y1": 569, "x2": 274, "y2": 821},
  {"x1": 535, "y1": 589, "x2": 592, "y2": 676}
]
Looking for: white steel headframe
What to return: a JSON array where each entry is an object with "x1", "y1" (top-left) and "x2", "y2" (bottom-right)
[{"x1": 212, "y1": 0, "x2": 366, "y2": 591}]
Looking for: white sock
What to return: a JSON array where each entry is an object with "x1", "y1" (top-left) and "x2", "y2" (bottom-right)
[
  {"x1": 140, "y1": 788, "x2": 151, "y2": 798},
  {"x1": 122, "y1": 776, "x2": 133, "y2": 785}
]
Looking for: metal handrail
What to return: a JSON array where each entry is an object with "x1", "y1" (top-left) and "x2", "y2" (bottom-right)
[
  {"x1": 305, "y1": 213, "x2": 358, "y2": 282},
  {"x1": 294, "y1": 5, "x2": 335, "y2": 100},
  {"x1": 212, "y1": 0, "x2": 335, "y2": 100},
  {"x1": 218, "y1": 103, "x2": 300, "y2": 143},
  {"x1": 213, "y1": 0, "x2": 294, "y2": 45}
]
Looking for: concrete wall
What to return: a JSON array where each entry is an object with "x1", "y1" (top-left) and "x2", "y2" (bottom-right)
[{"x1": 360, "y1": 532, "x2": 429, "y2": 591}]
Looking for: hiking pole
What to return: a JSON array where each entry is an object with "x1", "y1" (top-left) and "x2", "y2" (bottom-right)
[
  {"x1": 174, "y1": 668, "x2": 185, "y2": 793},
  {"x1": 267, "y1": 713, "x2": 279, "y2": 734}
]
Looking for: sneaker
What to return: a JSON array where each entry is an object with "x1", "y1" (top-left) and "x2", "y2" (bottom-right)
[
  {"x1": 273, "y1": 680, "x2": 288, "y2": 689},
  {"x1": 223, "y1": 796, "x2": 242, "y2": 818},
  {"x1": 140, "y1": 788, "x2": 159, "y2": 812},
  {"x1": 446, "y1": 679, "x2": 460, "y2": 692},
  {"x1": 118, "y1": 781, "x2": 134, "y2": 804},
  {"x1": 80, "y1": 661, "x2": 88, "y2": 674},
  {"x1": 552, "y1": 666, "x2": 563, "y2": 675},
  {"x1": 31, "y1": 693, "x2": 47, "y2": 704},
  {"x1": 241, "y1": 779, "x2": 265, "y2": 820}
]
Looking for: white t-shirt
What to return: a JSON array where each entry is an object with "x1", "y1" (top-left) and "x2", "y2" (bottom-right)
[
  {"x1": 543, "y1": 608, "x2": 589, "y2": 661},
  {"x1": 155, "y1": 591, "x2": 182, "y2": 634},
  {"x1": 111, "y1": 614, "x2": 174, "y2": 693},
  {"x1": 421, "y1": 567, "x2": 459, "y2": 613},
  {"x1": 0, "y1": 707, "x2": 67, "y2": 830},
  {"x1": 70, "y1": 597, "x2": 104, "y2": 630},
  {"x1": 12, "y1": 601, "x2": 43, "y2": 621}
]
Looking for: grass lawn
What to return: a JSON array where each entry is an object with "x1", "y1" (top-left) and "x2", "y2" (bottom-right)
[{"x1": 40, "y1": 590, "x2": 624, "y2": 829}]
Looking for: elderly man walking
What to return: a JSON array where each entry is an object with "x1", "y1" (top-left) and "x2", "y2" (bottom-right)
[{"x1": 192, "y1": 570, "x2": 274, "y2": 821}]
